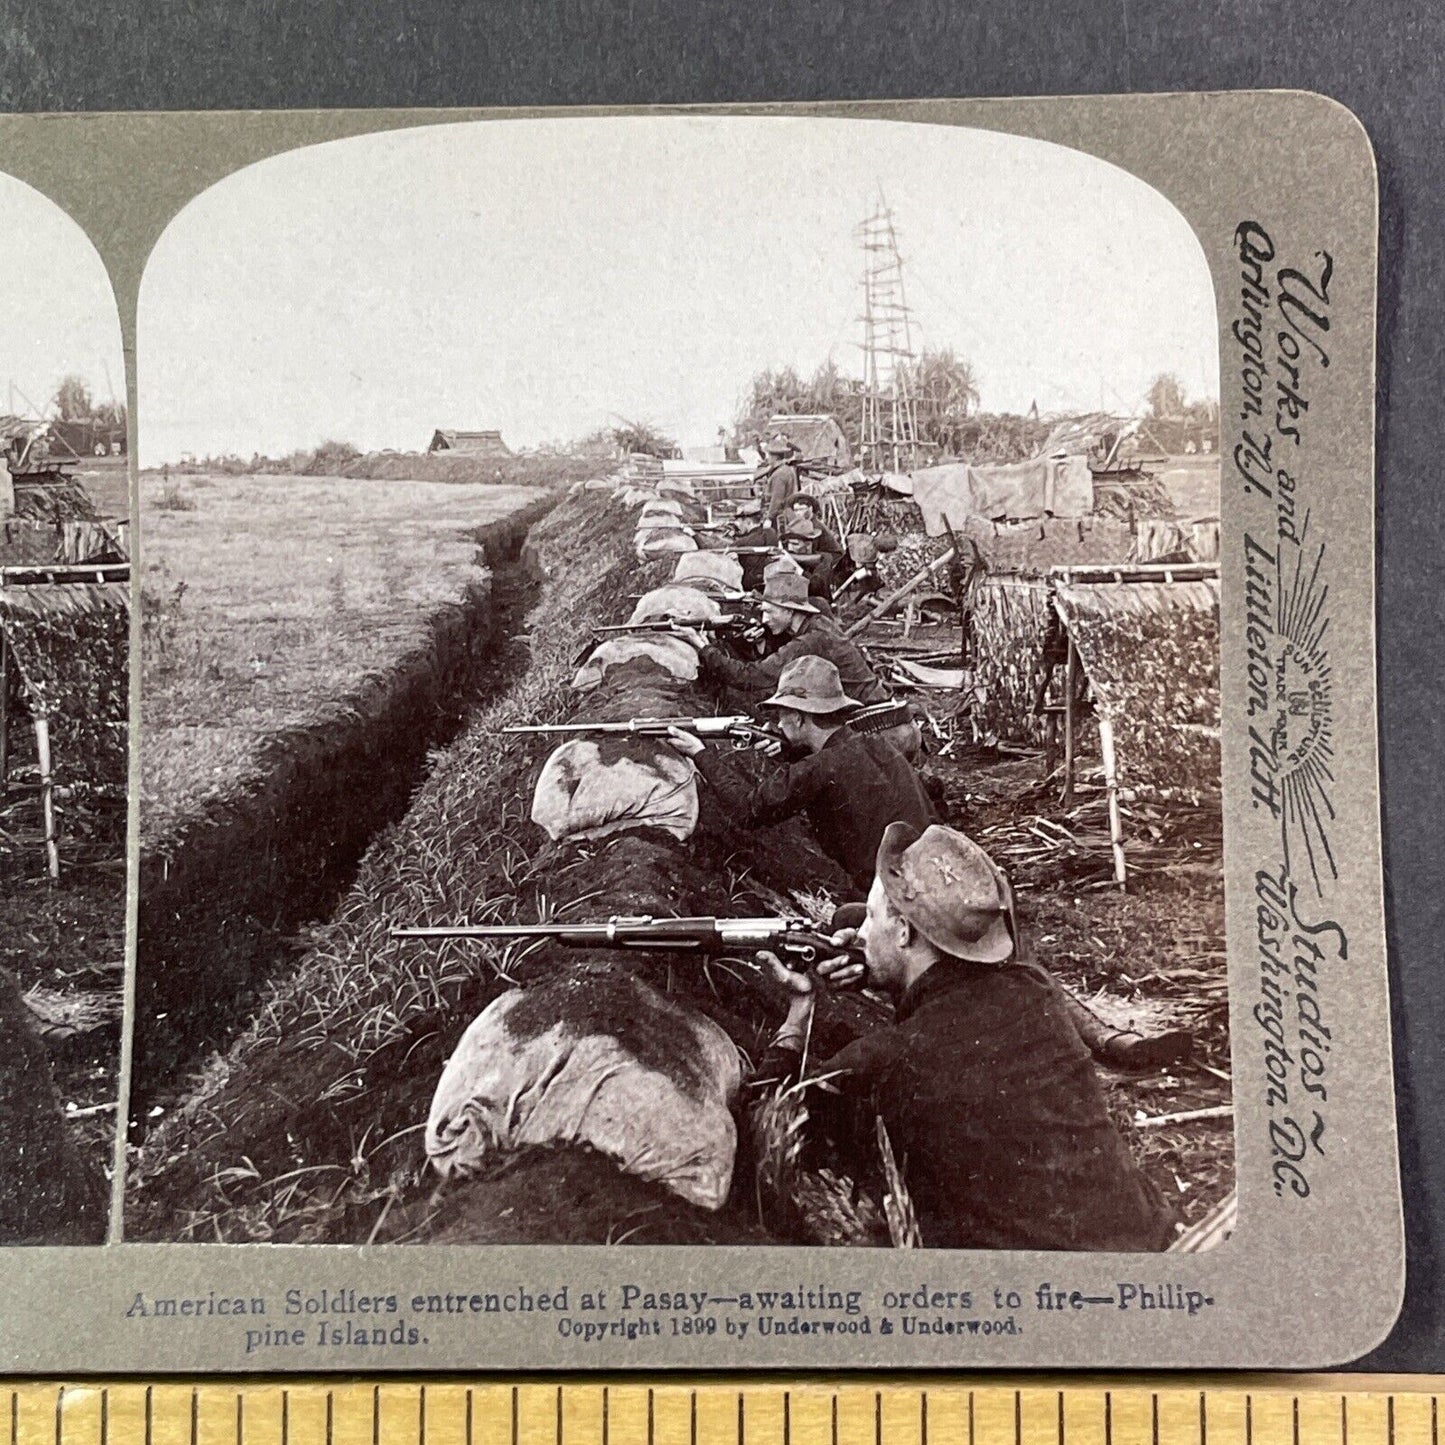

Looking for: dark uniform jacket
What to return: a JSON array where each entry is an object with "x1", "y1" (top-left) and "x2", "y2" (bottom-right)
[
  {"x1": 733, "y1": 523, "x2": 779, "y2": 591},
  {"x1": 760, "y1": 962, "x2": 1178, "y2": 1252},
  {"x1": 695, "y1": 727, "x2": 934, "y2": 887},
  {"x1": 781, "y1": 524, "x2": 845, "y2": 599},
  {"x1": 701, "y1": 613, "x2": 887, "y2": 707},
  {"x1": 763, "y1": 463, "x2": 800, "y2": 522}
]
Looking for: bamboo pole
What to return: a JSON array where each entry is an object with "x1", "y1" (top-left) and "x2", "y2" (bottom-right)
[
  {"x1": 1047, "y1": 561, "x2": 1217, "y2": 585},
  {"x1": 845, "y1": 547, "x2": 956, "y2": 638},
  {"x1": 1098, "y1": 715, "x2": 1126, "y2": 890},
  {"x1": 0, "y1": 562, "x2": 129, "y2": 586},
  {"x1": 33, "y1": 712, "x2": 58, "y2": 881},
  {"x1": 1062, "y1": 635, "x2": 1077, "y2": 805}
]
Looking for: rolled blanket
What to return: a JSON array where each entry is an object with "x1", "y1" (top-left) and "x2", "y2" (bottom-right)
[
  {"x1": 572, "y1": 635, "x2": 701, "y2": 690},
  {"x1": 427, "y1": 972, "x2": 742, "y2": 1210},
  {"x1": 531, "y1": 736, "x2": 699, "y2": 842}
]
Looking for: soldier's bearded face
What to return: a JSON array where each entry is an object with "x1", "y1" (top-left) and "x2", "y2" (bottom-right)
[
  {"x1": 761, "y1": 602, "x2": 791, "y2": 634},
  {"x1": 858, "y1": 878, "x2": 907, "y2": 990},
  {"x1": 776, "y1": 710, "x2": 807, "y2": 748}
]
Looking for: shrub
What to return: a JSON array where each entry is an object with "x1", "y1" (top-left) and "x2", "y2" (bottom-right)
[{"x1": 152, "y1": 480, "x2": 196, "y2": 512}]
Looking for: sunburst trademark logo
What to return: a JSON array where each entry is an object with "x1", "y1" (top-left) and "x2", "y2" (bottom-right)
[{"x1": 1247, "y1": 521, "x2": 1336, "y2": 895}]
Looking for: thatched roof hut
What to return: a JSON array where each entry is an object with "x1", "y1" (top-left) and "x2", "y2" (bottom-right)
[
  {"x1": 427, "y1": 429, "x2": 513, "y2": 459},
  {"x1": 1053, "y1": 574, "x2": 1220, "y2": 803},
  {"x1": 0, "y1": 577, "x2": 128, "y2": 875},
  {"x1": 763, "y1": 414, "x2": 852, "y2": 469}
]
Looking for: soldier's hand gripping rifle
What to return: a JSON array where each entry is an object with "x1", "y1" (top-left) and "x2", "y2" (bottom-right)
[
  {"x1": 390, "y1": 913, "x2": 863, "y2": 973},
  {"x1": 499, "y1": 715, "x2": 782, "y2": 750}
]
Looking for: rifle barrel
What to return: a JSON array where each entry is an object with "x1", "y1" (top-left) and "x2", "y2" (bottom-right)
[
  {"x1": 499, "y1": 717, "x2": 762, "y2": 739},
  {"x1": 499, "y1": 722, "x2": 630, "y2": 735},
  {"x1": 391, "y1": 923, "x2": 600, "y2": 940},
  {"x1": 389, "y1": 915, "x2": 861, "y2": 967}
]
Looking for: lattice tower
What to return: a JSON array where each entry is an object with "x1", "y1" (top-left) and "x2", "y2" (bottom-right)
[{"x1": 857, "y1": 200, "x2": 921, "y2": 473}]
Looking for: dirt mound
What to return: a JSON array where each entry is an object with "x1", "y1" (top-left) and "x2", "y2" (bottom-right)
[
  {"x1": 0, "y1": 967, "x2": 106, "y2": 1244},
  {"x1": 378, "y1": 1144, "x2": 770, "y2": 1246}
]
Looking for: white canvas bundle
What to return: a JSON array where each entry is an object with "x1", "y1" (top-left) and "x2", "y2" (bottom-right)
[
  {"x1": 629, "y1": 585, "x2": 723, "y2": 626},
  {"x1": 635, "y1": 531, "x2": 698, "y2": 560},
  {"x1": 571, "y1": 634, "x2": 701, "y2": 690},
  {"x1": 635, "y1": 513, "x2": 687, "y2": 533},
  {"x1": 673, "y1": 550, "x2": 743, "y2": 593},
  {"x1": 426, "y1": 978, "x2": 742, "y2": 1210},
  {"x1": 530, "y1": 738, "x2": 699, "y2": 842}
]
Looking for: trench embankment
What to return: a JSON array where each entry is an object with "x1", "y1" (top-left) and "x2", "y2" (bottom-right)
[
  {"x1": 131, "y1": 494, "x2": 556, "y2": 1119},
  {"x1": 129, "y1": 491, "x2": 862, "y2": 1243}
]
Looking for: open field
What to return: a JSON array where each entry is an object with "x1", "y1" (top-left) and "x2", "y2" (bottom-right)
[
  {"x1": 129, "y1": 493, "x2": 645, "y2": 1238},
  {"x1": 171, "y1": 447, "x2": 602, "y2": 490},
  {"x1": 140, "y1": 471, "x2": 543, "y2": 849}
]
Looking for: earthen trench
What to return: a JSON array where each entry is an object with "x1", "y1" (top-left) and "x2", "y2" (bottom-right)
[{"x1": 131, "y1": 494, "x2": 557, "y2": 1121}]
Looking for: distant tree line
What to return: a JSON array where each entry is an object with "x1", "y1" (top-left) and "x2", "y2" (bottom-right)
[
  {"x1": 1141, "y1": 372, "x2": 1220, "y2": 453},
  {"x1": 50, "y1": 373, "x2": 126, "y2": 431},
  {"x1": 39, "y1": 373, "x2": 128, "y2": 457},
  {"x1": 566, "y1": 420, "x2": 680, "y2": 460},
  {"x1": 735, "y1": 350, "x2": 1050, "y2": 465},
  {"x1": 734, "y1": 359, "x2": 1220, "y2": 466},
  {"x1": 1145, "y1": 371, "x2": 1219, "y2": 428}
]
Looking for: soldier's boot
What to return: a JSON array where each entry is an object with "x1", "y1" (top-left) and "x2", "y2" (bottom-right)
[{"x1": 1061, "y1": 987, "x2": 1194, "y2": 1071}]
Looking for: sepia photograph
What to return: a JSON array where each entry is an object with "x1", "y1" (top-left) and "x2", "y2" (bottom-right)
[
  {"x1": 0, "y1": 173, "x2": 129, "y2": 1244},
  {"x1": 126, "y1": 115, "x2": 1230, "y2": 1252}
]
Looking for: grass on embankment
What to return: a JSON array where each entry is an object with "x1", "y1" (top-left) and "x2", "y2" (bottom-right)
[
  {"x1": 139, "y1": 471, "x2": 546, "y2": 850},
  {"x1": 128, "y1": 493, "x2": 648, "y2": 1239}
]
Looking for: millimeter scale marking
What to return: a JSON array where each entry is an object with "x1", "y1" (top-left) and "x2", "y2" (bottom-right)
[{"x1": 7, "y1": 1383, "x2": 1445, "y2": 1445}]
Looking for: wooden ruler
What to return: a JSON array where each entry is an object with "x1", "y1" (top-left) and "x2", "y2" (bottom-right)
[{"x1": 11, "y1": 1380, "x2": 1444, "y2": 1445}]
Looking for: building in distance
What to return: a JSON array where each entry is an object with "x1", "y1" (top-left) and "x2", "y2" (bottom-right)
[{"x1": 427, "y1": 429, "x2": 513, "y2": 459}]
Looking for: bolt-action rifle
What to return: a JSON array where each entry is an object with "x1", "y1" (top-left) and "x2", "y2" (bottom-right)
[
  {"x1": 594, "y1": 613, "x2": 756, "y2": 637},
  {"x1": 663, "y1": 543, "x2": 784, "y2": 556},
  {"x1": 577, "y1": 609, "x2": 764, "y2": 665},
  {"x1": 499, "y1": 715, "x2": 781, "y2": 749},
  {"x1": 507, "y1": 703, "x2": 912, "y2": 747},
  {"x1": 755, "y1": 455, "x2": 841, "y2": 479},
  {"x1": 390, "y1": 913, "x2": 862, "y2": 970},
  {"x1": 592, "y1": 605, "x2": 764, "y2": 645}
]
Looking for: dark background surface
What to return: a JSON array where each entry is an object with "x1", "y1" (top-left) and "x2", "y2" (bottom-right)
[{"x1": 2, "y1": 0, "x2": 1440, "y2": 1372}]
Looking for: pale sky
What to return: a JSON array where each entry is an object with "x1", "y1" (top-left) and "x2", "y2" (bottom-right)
[
  {"x1": 138, "y1": 116, "x2": 1219, "y2": 465},
  {"x1": 0, "y1": 173, "x2": 122, "y2": 420}
]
